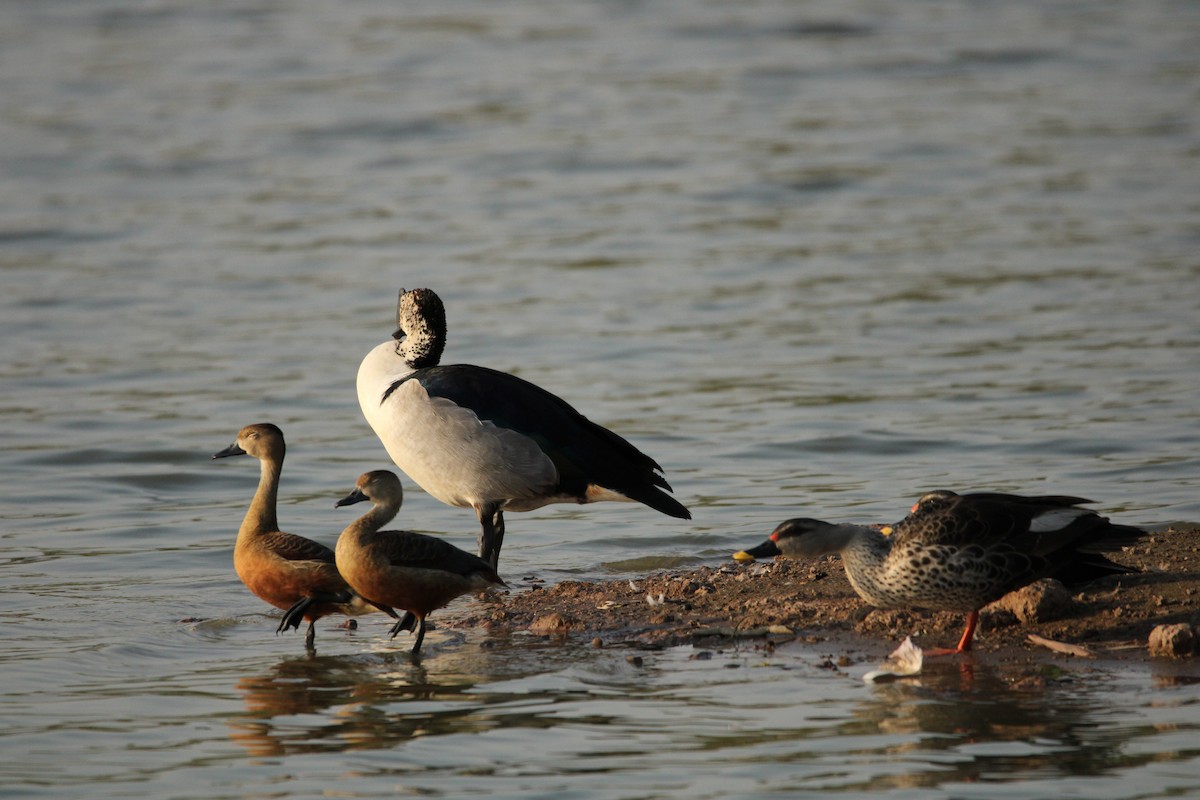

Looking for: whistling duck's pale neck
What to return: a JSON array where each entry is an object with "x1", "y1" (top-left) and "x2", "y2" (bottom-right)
[
  {"x1": 239, "y1": 456, "x2": 281, "y2": 540},
  {"x1": 343, "y1": 498, "x2": 399, "y2": 543}
]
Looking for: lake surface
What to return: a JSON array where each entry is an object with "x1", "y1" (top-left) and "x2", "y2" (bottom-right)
[{"x1": 2, "y1": 0, "x2": 1199, "y2": 797}]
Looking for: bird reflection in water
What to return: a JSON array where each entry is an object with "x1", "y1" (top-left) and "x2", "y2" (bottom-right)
[
  {"x1": 229, "y1": 650, "x2": 486, "y2": 757},
  {"x1": 851, "y1": 659, "x2": 1131, "y2": 790}
]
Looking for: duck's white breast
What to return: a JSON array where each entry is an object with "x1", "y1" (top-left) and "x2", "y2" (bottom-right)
[{"x1": 357, "y1": 341, "x2": 558, "y2": 510}]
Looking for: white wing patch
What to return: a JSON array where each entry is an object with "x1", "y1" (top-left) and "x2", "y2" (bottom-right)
[{"x1": 1030, "y1": 507, "x2": 1091, "y2": 532}]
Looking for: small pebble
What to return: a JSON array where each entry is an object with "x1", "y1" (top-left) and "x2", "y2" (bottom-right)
[
  {"x1": 591, "y1": 637, "x2": 604, "y2": 649},
  {"x1": 626, "y1": 655, "x2": 644, "y2": 667}
]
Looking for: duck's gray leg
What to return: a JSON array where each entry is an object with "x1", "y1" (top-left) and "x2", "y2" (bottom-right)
[{"x1": 477, "y1": 503, "x2": 505, "y2": 568}]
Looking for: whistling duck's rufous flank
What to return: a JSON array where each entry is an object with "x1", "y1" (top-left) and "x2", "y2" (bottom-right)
[
  {"x1": 212, "y1": 423, "x2": 393, "y2": 648},
  {"x1": 735, "y1": 491, "x2": 1144, "y2": 654},
  {"x1": 356, "y1": 287, "x2": 691, "y2": 569},
  {"x1": 333, "y1": 470, "x2": 506, "y2": 656}
]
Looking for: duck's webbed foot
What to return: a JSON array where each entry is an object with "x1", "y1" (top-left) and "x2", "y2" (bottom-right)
[
  {"x1": 388, "y1": 612, "x2": 417, "y2": 638},
  {"x1": 279, "y1": 597, "x2": 313, "y2": 634},
  {"x1": 279, "y1": 591, "x2": 353, "y2": 636}
]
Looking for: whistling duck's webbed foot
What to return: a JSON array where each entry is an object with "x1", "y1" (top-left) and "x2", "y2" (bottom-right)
[
  {"x1": 279, "y1": 591, "x2": 354, "y2": 636},
  {"x1": 389, "y1": 612, "x2": 417, "y2": 638},
  {"x1": 279, "y1": 597, "x2": 313, "y2": 634},
  {"x1": 388, "y1": 612, "x2": 425, "y2": 658}
]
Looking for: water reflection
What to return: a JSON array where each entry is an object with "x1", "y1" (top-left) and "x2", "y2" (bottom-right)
[
  {"x1": 229, "y1": 639, "x2": 1200, "y2": 795},
  {"x1": 208, "y1": 631, "x2": 1200, "y2": 800},
  {"x1": 229, "y1": 636, "x2": 594, "y2": 757},
  {"x1": 844, "y1": 659, "x2": 1199, "y2": 791},
  {"x1": 230, "y1": 651, "x2": 480, "y2": 756}
]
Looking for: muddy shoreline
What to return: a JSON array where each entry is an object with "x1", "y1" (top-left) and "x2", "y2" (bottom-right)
[{"x1": 450, "y1": 527, "x2": 1200, "y2": 663}]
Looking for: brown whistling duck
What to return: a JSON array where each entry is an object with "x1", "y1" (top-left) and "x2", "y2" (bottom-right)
[
  {"x1": 334, "y1": 469, "x2": 506, "y2": 656},
  {"x1": 213, "y1": 423, "x2": 393, "y2": 647}
]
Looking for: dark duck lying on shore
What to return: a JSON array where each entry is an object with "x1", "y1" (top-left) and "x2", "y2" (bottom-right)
[
  {"x1": 212, "y1": 423, "x2": 394, "y2": 647},
  {"x1": 332, "y1": 470, "x2": 506, "y2": 656},
  {"x1": 735, "y1": 490, "x2": 1145, "y2": 654},
  {"x1": 356, "y1": 287, "x2": 690, "y2": 569}
]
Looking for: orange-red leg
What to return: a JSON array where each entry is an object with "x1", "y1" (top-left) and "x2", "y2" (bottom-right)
[
  {"x1": 955, "y1": 610, "x2": 980, "y2": 653},
  {"x1": 924, "y1": 610, "x2": 980, "y2": 657}
]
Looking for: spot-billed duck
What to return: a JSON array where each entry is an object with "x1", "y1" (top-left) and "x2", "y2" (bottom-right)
[{"x1": 735, "y1": 491, "x2": 1144, "y2": 654}]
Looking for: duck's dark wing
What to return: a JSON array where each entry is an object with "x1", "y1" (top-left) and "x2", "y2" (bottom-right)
[
  {"x1": 934, "y1": 491, "x2": 1096, "y2": 508},
  {"x1": 264, "y1": 531, "x2": 336, "y2": 564},
  {"x1": 376, "y1": 529, "x2": 504, "y2": 584},
  {"x1": 891, "y1": 493, "x2": 1022, "y2": 548},
  {"x1": 388, "y1": 364, "x2": 690, "y2": 519},
  {"x1": 894, "y1": 491, "x2": 1143, "y2": 583}
]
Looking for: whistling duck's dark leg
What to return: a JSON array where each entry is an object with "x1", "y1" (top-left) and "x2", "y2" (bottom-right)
[
  {"x1": 368, "y1": 600, "x2": 400, "y2": 619},
  {"x1": 304, "y1": 620, "x2": 317, "y2": 649},
  {"x1": 411, "y1": 616, "x2": 428, "y2": 655}
]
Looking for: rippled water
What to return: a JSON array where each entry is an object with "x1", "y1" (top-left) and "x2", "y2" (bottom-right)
[{"x1": 2, "y1": 0, "x2": 1199, "y2": 797}]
